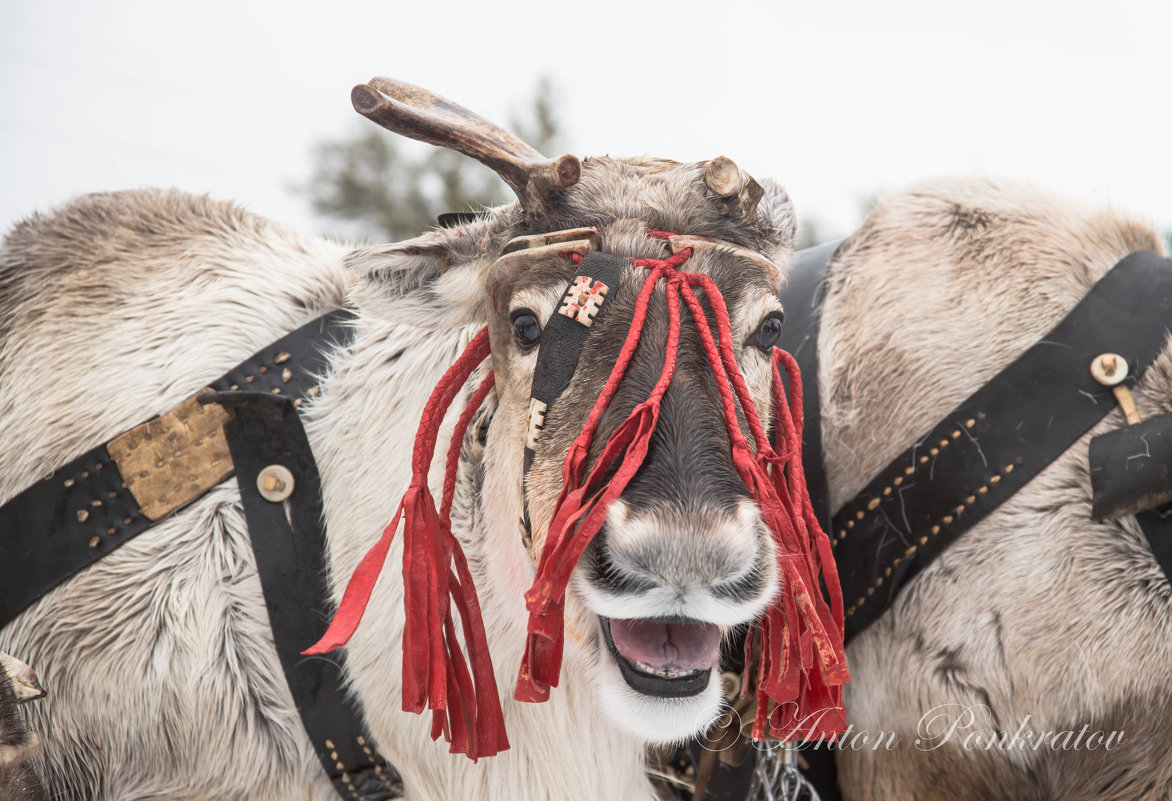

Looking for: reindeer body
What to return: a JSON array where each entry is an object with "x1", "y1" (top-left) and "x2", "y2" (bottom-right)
[
  {"x1": 817, "y1": 179, "x2": 1172, "y2": 800},
  {"x1": 1, "y1": 79, "x2": 1168, "y2": 800},
  {"x1": 1, "y1": 190, "x2": 350, "y2": 800}
]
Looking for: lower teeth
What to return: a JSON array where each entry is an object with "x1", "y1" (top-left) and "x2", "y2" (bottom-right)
[{"x1": 633, "y1": 661, "x2": 697, "y2": 680}]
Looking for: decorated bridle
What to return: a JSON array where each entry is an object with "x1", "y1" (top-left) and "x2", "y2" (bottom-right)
[{"x1": 305, "y1": 226, "x2": 850, "y2": 761}]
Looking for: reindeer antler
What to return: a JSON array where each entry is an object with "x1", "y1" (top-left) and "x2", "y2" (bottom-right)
[{"x1": 352, "y1": 77, "x2": 581, "y2": 217}]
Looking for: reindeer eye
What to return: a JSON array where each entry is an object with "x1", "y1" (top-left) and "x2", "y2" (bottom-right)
[
  {"x1": 511, "y1": 310, "x2": 542, "y2": 350},
  {"x1": 753, "y1": 311, "x2": 784, "y2": 352}
]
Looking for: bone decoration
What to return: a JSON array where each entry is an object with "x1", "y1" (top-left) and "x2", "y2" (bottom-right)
[
  {"x1": 526, "y1": 398, "x2": 549, "y2": 450},
  {"x1": 557, "y1": 277, "x2": 610, "y2": 327}
]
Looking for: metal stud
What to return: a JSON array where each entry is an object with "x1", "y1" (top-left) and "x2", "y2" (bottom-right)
[
  {"x1": 1091, "y1": 353, "x2": 1141, "y2": 425},
  {"x1": 257, "y1": 465, "x2": 295, "y2": 502},
  {"x1": 1090, "y1": 353, "x2": 1128, "y2": 386}
]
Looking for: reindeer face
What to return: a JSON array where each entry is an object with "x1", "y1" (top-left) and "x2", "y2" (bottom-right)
[
  {"x1": 340, "y1": 79, "x2": 834, "y2": 753},
  {"x1": 481, "y1": 162, "x2": 794, "y2": 740}
]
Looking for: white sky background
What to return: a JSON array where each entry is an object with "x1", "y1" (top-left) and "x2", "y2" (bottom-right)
[{"x1": 2, "y1": 0, "x2": 1170, "y2": 243}]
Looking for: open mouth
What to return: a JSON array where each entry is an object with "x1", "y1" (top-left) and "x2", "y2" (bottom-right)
[{"x1": 600, "y1": 616, "x2": 721, "y2": 698}]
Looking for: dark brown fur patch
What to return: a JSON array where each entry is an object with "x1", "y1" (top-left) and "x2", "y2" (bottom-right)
[{"x1": 0, "y1": 672, "x2": 46, "y2": 801}]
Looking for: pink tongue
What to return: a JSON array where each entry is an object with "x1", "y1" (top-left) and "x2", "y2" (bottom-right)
[{"x1": 608, "y1": 619, "x2": 721, "y2": 672}]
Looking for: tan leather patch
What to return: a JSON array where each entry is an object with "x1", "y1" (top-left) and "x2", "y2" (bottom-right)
[{"x1": 108, "y1": 393, "x2": 235, "y2": 522}]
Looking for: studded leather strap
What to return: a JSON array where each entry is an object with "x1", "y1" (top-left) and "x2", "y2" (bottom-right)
[
  {"x1": 830, "y1": 251, "x2": 1172, "y2": 643},
  {"x1": 0, "y1": 309, "x2": 407, "y2": 800},
  {"x1": 219, "y1": 391, "x2": 403, "y2": 800},
  {"x1": 0, "y1": 310, "x2": 355, "y2": 626}
]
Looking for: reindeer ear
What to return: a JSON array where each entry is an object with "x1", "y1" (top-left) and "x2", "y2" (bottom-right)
[
  {"x1": 755, "y1": 178, "x2": 798, "y2": 259},
  {"x1": 345, "y1": 226, "x2": 494, "y2": 326},
  {"x1": 347, "y1": 229, "x2": 460, "y2": 285}
]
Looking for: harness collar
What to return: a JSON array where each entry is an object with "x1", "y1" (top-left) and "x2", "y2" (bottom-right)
[
  {"x1": 766, "y1": 244, "x2": 1172, "y2": 801},
  {"x1": 0, "y1": 311, "x2": 405, "y2": 801},
  {"x1": 826, "y1": 250, "x2": 1172, "y2": 640}
]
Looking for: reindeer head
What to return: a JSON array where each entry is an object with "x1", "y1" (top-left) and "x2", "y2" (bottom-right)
[{"x1": 315, "y1": 79, "x2": 845, "y2": 755}]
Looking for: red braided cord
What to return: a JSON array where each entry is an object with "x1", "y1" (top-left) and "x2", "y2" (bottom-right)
[
  {"x1": 553, "y1": 265, "x2": 670, "y2": 486},
  {"x1": 516, "y1": 267, "x2": 684, "y2": 701},
  {"x1": 670, "y1": 276, "x2": 842, "y2": 732},
  {"x1": 774, "y1": 349, "x2": 845, "y2": 638},
  {"x1": 675, "y1": 278, "x2": 757, "y2": 460},
  {"x1": 434, "y1": 371, "x2": 508, "y2": 757},
  {"x1": 304, "y1": 328, "x2": 491, "y2": 656},
  {"x1": 303, "y1": 328, "x2": 508, "y2": 759},
  {"x1": 684, "y1": 272, "x2": 774, "y2": 450},
  {"x1": 520, "y1": 239, "x2": 848, "y2": 742},
  {"x1": 412, "y1": 329, "x2": 493, "y2": 475},
  {"x1": 440, "y1": 374, "x2": 496, "y2": 526}
]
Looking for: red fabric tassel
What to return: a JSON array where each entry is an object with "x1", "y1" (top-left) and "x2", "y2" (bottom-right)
[
  {"x1": 304, "y1": 329, "x2": 508, "y2": 759},
  {"x1": 674, "y1": 272, "x2": 848, "y2": 740},
  {"x1": 760, "y1": 348, "x2": 849, "y2": 738}
]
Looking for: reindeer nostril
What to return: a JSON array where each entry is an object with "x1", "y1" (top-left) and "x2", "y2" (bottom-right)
[
  {"x1": 709, "y1": 560, "x2": 767, "y2": 602},
  {"x1": 591, "y1": 542, "x2": 657, "y2": 594}
]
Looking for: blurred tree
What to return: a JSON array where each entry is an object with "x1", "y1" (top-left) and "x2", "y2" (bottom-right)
[
  {"x1": 303, "y1": 77, "x2": 561, "y2": 243},
  {"x1": 795, "y1": 193, "x2": 876, "y2": 250},
  {"x1": 795, "y1": 217, "x2": 825, "y2": 251}
]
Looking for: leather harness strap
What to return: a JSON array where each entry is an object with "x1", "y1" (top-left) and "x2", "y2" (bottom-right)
[
  {"x1": 774, "y1": 243, "x2": 843, "y2": 801},
  {"x1": 776, "y1": 240, "x2": 842, "y2": 533},
  {"x1": 0, "y1": 310, "x2": 405, "y2": 801},
  {"x1": 521, "y1": 251, "x2": 627, "y2": 535},
  {"x1": 0, "y1": 311, "x2": 355, "y2": 626},
  {"x1": 217, "y1": 391, "x2": 403, "y2": 801}
]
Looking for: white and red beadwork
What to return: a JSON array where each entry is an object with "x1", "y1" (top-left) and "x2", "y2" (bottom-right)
[
  {"x1": 557, "y1": 276, "x2": 610, "y2": 327},
  {"x1": 526, "y1": 397, "x2": 549, "y2": 450}
]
